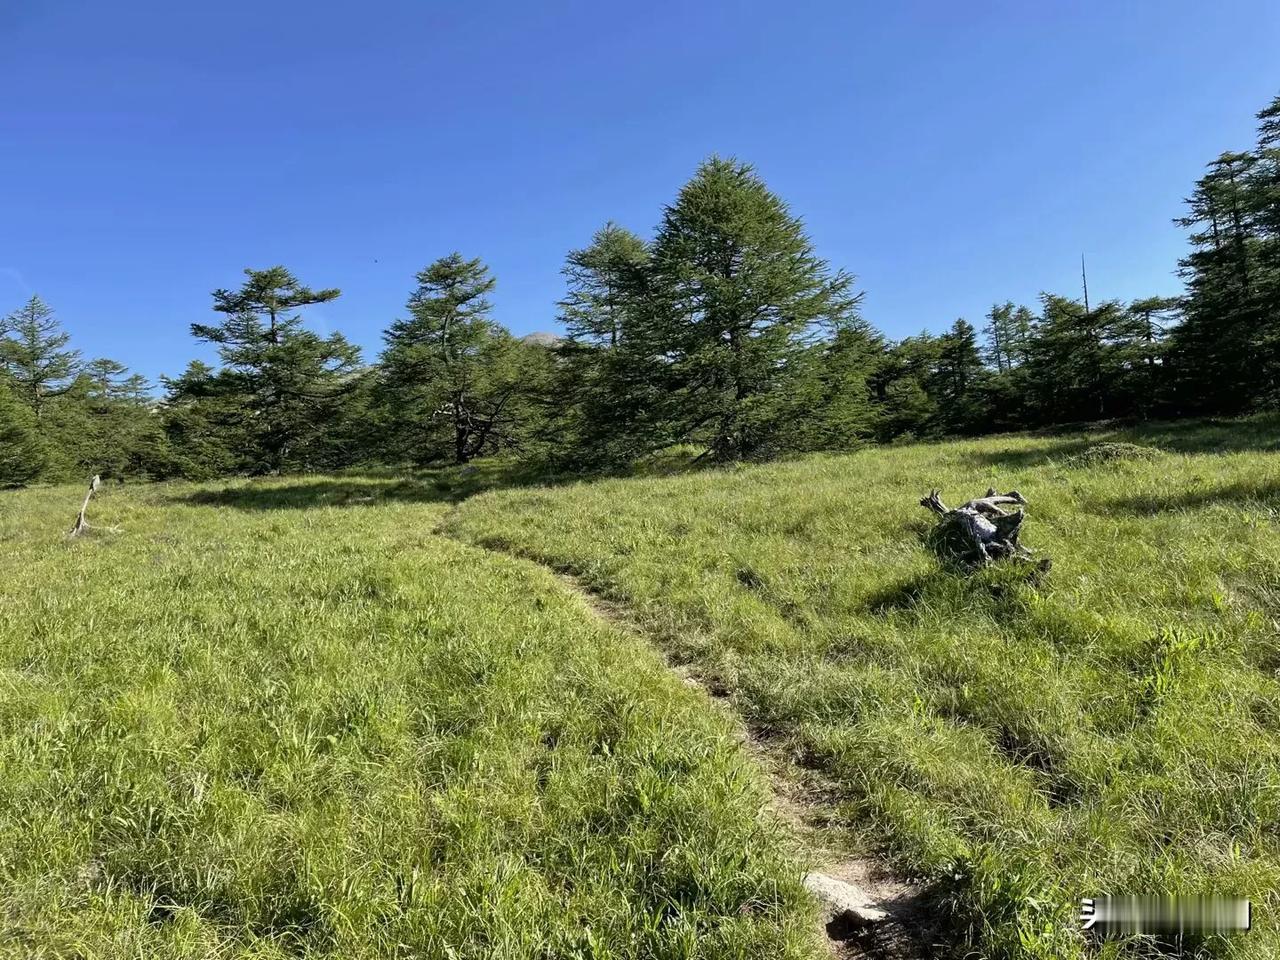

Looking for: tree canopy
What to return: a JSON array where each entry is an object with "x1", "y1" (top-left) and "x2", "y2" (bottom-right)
[{"x1": 3, "y1": 90, "x2": 1279, "y2": 485}]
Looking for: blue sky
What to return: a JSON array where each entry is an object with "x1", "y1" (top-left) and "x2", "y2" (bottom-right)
[{"x1": 2, "y1": 1, "x2": 1278, "y2": 384}]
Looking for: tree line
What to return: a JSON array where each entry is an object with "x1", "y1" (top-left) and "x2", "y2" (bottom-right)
[{"x1": 3, "y1": 92, "x2": 1278, "y2": 486}]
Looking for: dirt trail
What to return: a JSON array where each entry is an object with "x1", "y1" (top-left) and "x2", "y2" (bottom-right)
[{"x1": 530, "y1": 562, "x2": 940, "y2": 958}]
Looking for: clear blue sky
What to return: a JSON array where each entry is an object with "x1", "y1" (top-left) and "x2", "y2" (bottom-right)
[{"x1": 3, "y1": 1, "x2": 1278, "y2": 384}]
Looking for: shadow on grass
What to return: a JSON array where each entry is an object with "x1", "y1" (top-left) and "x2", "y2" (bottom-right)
[
  {"x1": 1107, "y1": 479, "x2": 1280, "y2": 516},
  {"x1": 959, "y1": 414, "x2": 1280, "y2": 469},
  {"x1": 864, "y1": 515, "x2": 1052, "y2": 618},
  {"x1": 170, "y1": 460, "x2": 559, "y2": 511},
  {"x1": 177, "y1": 478, "x2": 453, "y2": 510},
  {"x1": 864, "y1": 571, "x2": 951, "y2": 616},
  {"x1": 959, "y1": 437, "x2": 1096, "y2": 470},
  {"x1": 1121, "y1": 414, "x2": 1280, "y2": 455},
  {"x1": 169, "y1": 446, "x2": 739, "y2": 512}
]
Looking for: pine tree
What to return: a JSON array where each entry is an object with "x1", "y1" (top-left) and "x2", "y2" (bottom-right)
[
  {"x1": 379, "y1": 255, "x2": 526, "y2": 464},
  {"x1": 548, "y1": 224, "x2": 656, "y2": 467},
  {"x1": 798, "y1": 317, "x2": 885, "y2": 449},
  {"x1": 0, "y1": 380, "x2": 46, "y2": 486},
  {"x1": 643, "y1": 157, "x2": 860, "y2": 459},
  {"x1": 1118, "y1": 296, "x2": 1180, "y2": 417},
  {"x1": 930, "y1": 318, "x2": 987, "y2": 433},
  {"x1": 1172, "y1": 151, "x2": 1264, "y2": 411},
  {"x1": 62, "y1": 359, "x2": 164, "y2": 479},
  {"x1": 559, "y1": 223, "x2": 648, "y2": 348},
  {"x1": 159, "y1": 361, "x2": 251, "y2": 479},
  {"x1": 869, "y1": 334, "x2": 941, "y2": 440},
  {"x1": 0, "y1": 296, "x2": 80, "y2": 417},
  {"x1": 982, "y1": 301, "x2": 1032, "y2": 372},
  {"x1": 1022, "y1": 295, "x2": 1139, "y2": 423},
  {"x1": 1248, "y1": 94, "x2": 1280, "y2": 402},
  {"x1": 84, "y1": 358, "x2": 132, "y2": 400},
  {"x1": 191, "y1": 267, "x2": 360, "y2": 472}
]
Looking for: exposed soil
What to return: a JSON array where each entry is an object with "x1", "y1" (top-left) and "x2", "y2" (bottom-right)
[{"x1": 537, "y1": 566, "x2": 939, "y2": 958}]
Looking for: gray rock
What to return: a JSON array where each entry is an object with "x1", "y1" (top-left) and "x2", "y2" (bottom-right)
[
  {"x1": 520, "y1": 331, "x2": 564, "y2": 348},
  {"x1": 803, "y1": 872, "x2": 889, "y2": 925}
]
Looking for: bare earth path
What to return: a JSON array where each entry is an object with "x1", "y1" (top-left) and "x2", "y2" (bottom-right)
[{"x1": 449, "y1": 524, "x2": 940, "y2": 959}]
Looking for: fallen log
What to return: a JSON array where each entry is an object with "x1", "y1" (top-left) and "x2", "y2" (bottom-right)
[{"x1": 920, "y1": 487, "x2": 1044, "y2": 567}]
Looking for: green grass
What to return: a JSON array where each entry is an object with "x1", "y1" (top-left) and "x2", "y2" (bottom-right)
[
  {"x1": 444, "y1": 416, "x2": 1280, "y2": 959},
  {"x1": 0, "y1": 480, "x2": 816, "y2": 958},
  {"x1": 8, "y1": 416, "x2": 1280, "y2": 959}
]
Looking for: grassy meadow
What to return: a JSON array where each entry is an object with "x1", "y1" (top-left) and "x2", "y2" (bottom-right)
[
  {"x1": 4, "y1": 416, "x2": 1280, "y2": 959},
  {"x1": 0, "y1": 481, "x2": 815, "y2": 958},
  {"x1": 445, "y1": 417, "x2": 1280, "y2": 959}
]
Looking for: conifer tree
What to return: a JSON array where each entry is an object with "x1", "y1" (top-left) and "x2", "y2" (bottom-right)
[
  {"x1": 0, "y1": 296, "x2": 80, "y2": 417},
  {"x1": 0, "y1": 380, "x2": 45, "y2": 486},
  {"x1": 559, "y1": 223, "x2": 649, "y2": 348},
  {"x1": 930, "y1": 319, "x2": 987, "y2": 433},
  {"x1": 548, "y1": 224, "x2": 657, "y2": 466},
  {"x1": 869, "y1": 334, "x2": 940, "y2": 441},
  {"x1": 379, "y1": 255, "x2": 526, "y2": 464},
  {"x1": 1118, "y1": 296, "x2": 1180, "y2": 417},
  {"x1": 1248, "y1": 95, "x2": 1280, "y2": 402},
  {"x1": 1023, "y1": 295, "x2": 1108, "y2": 422},
  {"x1": 159, "y1": 361, "x2": 250, "y2": 479},
  {"x1": 1172, "y1": 152, "x2": 1264, "y2": 411},
  {"x1": 643, "y1": 157, "x2": 860, "y2": 459},
  {"x1": 797, "y1": 317, "x2": 884, "y2": 449},
  {"x1": 191, "y1": 267, "x2": 359, "y2": 472},
  {"x1": 982, "y1": 302, "x2": 1032, "y2": 372}
]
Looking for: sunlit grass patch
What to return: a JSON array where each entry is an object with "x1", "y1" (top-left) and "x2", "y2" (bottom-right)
[
  {"x1": 447, "y1": 418, "x2": 1280, "y2": 959},
  {"x1": 0, "y1": 479, "x2": 816, "y2": 959}
]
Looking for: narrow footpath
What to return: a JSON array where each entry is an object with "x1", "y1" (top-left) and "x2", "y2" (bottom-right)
[{"x1": 445, "y1": 520, "x2": 939, "y2": 960}]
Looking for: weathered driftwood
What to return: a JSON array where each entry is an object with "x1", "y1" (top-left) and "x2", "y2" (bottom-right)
[
  {"x1": 920, "y1": 487, "x2": 1039, "y2": 565},
  {"x1": 68, "y1": 474, "x2": 101, "y2": 537}
]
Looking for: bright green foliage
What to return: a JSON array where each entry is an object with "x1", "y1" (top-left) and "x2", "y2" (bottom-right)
[
  {"x1": 982, "y1": 302, "x2": 1033, "y2": 373},
  {"x1": 792, "y1": 317, "x2": 885, "y2": 451},
  {"x1": 640, "y1": 157, "x2": 860, "y2": 460},
  {"x1": 40, "y1": 369, "x2": 166, "y2": 482},
  {"x1": 976, "y1": 295, "x2": 1182, "y2": 429},
  {"x1": 11, "y1": 90, "x2": 1280, "y2": 480},
  {"x1": 1172, "y1": 146, "x2": 1271, "y2": 412},
  {"x1": 58, "y1": 359, "x2": 167, "y2": 479},
  {"x1": 558, "y1": 222, "x2": 648, "y2": 349},
  {"x1": 869, "y1": 333, "x2": 941, "y2": 441},
  {"x1": 158, "y1": 361, "x2": 253, "y2": 480},
  {"x1": 928, "y1": 318, "x2": 986, "y2": 434},
  {"x1": 0, "y1": 297, "x2": 167, "y2": 482},
  {"x1": 191, "y1": 266, "x2": 360, "y2": 473},
  {"x1": 380, "y1": 255, "x2": 533, "y2": 464},
  {"x1": 549, "y1": 223, "x2": 656, "y2": 467},
  {"x1": 447, "y1": 416, "x2": 1280, "y2": 960},
  {"x1": 0, "y1": 380, "x2": 45, "y2": 486},
  {"x1": 0, "y1": 478, "x2": 817, "y2": 959},
  {"x1": 0, "y1": 295, "x2": 80, "y2": 417},
  {"x1": 1117, "y1": 296, "x2": 1180, "y2": 418},
  {"x1": 1023, "y1": 295, "x2": 1115, "y2": 422}
]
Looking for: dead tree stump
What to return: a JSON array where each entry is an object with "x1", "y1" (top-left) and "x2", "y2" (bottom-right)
[
  {"x1": 920, "y1": 487, "x2": 1047, "y2": 568},
  {"x1": 68, "y1": 474, "x2": 101, "y2": 537}
]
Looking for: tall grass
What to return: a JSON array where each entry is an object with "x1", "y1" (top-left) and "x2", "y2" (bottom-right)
[
  {"x1": 0, "y1": 479, "x2": 816, "y2": 958},
  {"x1": 446, "y1": 417, "x2": 1280, "y2": 959}
]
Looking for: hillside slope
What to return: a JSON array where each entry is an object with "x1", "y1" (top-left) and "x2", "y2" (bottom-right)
[
  {"x1": 447, "y1": 418, "x2": 1280, "y2": 958},
  {"x1": 0, "y1": 481, "x2": 815, "y2": 959}
]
